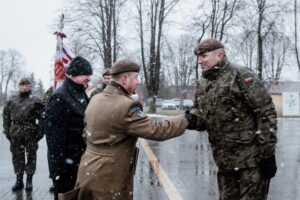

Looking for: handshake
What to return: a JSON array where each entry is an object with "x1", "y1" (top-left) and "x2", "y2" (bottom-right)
[{"x1": 184, "y1": 110, "x2": 198, "y2": 130}]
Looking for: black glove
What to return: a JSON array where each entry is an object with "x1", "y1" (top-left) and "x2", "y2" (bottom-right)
[
  {"x1": 185, "y1": 110, "x2": 198, "y2": 130},
  {"x1": 259, "y1": 155, "x2": 277, "y2": 179}
]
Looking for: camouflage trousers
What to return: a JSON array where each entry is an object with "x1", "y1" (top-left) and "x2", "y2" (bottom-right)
[
  {"x1": 10, "y1": 135, "x2": 38, "y2": 175},
  {"x1": 217, "y1": 167, "x2": 270, "y2": 200}
]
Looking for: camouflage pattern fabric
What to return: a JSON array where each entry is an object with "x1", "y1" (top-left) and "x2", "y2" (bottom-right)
[
  {"x1": 3, "y1": 93, "x2": 44, "y2": 175},
  {"x1": 217, "y1": 167, "x2": 270, "y2": 200},
  {"x1": 194, "y1": 57, "x2": 277, "y2": 170},
  {"x1": 193, "y1": 56, "x2": 277, "y2": 199}
]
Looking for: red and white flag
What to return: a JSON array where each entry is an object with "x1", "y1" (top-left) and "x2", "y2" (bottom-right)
[{"x1": 54, "y1": 32, "x2": 73, "y2": 89}]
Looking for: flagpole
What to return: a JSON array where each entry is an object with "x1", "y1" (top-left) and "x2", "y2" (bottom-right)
[
  {"x1": 53, "y1": 13, "x2": 73, "y2": 89},
  {"x1": 60, "y1": 14, "x2": 64, "y2": 32}
]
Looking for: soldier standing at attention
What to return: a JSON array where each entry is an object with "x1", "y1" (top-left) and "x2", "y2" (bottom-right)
[
  {"x1": 44, "y1": 56, "x2": 93, "y2": 200},
  {"x1": 59, "y1": 59, "x2": 197, "y2": 200},
  {"x1": 90, "y1": 68, "x2": 111, "y2": 98},
  {"x1": 2, "y1": 78, "x2": 44, "y2": 191},
  {"x1": 192, "y1": 38, "x2": 277, "y2": 200}
]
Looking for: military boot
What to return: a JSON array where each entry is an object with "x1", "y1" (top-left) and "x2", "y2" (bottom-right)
[
  {"x1": 25, "y1": 174, "x2": 33, "y2": 191},
  {"x1": 12, "y1": 174, "x2": 24, "y2": 191}
]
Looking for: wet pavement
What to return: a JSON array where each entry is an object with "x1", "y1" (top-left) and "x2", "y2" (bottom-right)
[{"x1": 1, "y1": 117, "x2": 300, "y2": 200}]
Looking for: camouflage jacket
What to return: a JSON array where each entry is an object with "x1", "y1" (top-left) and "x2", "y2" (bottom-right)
[
  {"x1": 3, "y1": 93, "x2": 44, "y2": 139},
  {"x1": 194, "y1": 57, "x2": 277, "y2": 171}
]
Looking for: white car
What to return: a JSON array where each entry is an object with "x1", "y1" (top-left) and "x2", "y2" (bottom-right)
[
  {"x1": 172, "y1": 98, "x2": 181, "y2": 107},
  {"x1": 161, "y1": 100, "x2": 177, "y2": 110},
  {"x1": 182, "y1": 99, "x2": 194, "y2": 109}
]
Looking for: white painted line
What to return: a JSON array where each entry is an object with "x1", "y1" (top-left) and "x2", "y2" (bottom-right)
[{"x1": 139, "y1": 139, "x2": 183, "y2": 200}]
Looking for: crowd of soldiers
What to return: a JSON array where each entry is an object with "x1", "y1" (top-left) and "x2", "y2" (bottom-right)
[{"x1": 2, "y1": 38, "x2": 277, "y2": 200}]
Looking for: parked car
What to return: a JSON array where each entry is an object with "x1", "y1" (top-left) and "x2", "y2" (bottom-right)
[
  {"x1": 155, "y1": 98, "x2": 163, "y2": 107},
  {"x1": 172, "y1": 98, "x2": 181, "y2": 107},
  {"x1": 182, "y1": 99, "x2": 194, "y2": 109},
  {"x1": 161, "y1": 100, "x2": 177, "y2": 110}
]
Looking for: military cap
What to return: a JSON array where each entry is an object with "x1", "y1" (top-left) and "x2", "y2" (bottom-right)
[
  {"x1": 66, "y1": 56, "x2": 93, "y2": 76},
  {"x1": 19, "y1": 77, "x2": 31, "y2": 85},
  {"x1": 102, "y1": 68, "x2": 111, "y2": 77},
  {"x1": 194, "y1": 38, "x2": 224, "y2": 55},
  {"x1": 110, "y1": 59, "x2": 140, "y2": 75}
]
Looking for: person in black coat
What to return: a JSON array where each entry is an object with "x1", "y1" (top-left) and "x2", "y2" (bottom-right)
[{"x1": 44, "y1": 56, "x2": 93, "y2": 200}]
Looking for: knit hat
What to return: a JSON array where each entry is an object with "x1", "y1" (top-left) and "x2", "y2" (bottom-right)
[
  {"x1": 110, "y1": 59, "x2": 140, "y2": 75},
  {"x1": 66, "y1": 56, "x2": 93, "y2": 76},
  {"x1": 194, "y1": 38, "x2": 224, "y2": 56},
  {"x1": 19, "y1": 78, "x2": 31, "y2": 85}
]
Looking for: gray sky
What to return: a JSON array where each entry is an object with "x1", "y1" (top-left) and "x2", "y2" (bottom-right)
[
  {"x1": 0, "y1": 0, "x2": 63, "y2": 88},
  {"x1": 0, "y1": 0, "x2": 299, "y2": 89}
]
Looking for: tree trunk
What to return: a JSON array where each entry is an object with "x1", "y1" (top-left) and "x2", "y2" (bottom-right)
[{"x1": 294, "y1": 0, "x2": 300, "y2": 71}]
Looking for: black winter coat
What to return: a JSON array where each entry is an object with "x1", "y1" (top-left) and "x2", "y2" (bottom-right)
[{"x1": 44, "y1": 78, "x2": 89, "y2": 179}]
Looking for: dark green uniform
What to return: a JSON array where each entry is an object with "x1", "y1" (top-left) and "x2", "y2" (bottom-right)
[
  {"x1": 3, "y1": 93, "x2": 44, "y2": 175},
  {"x1": 194, "y1": 57, "x2": 277, "y2": 200}
]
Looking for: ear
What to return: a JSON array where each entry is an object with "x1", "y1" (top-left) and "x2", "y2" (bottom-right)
[
  {"x1": 121, "y1": 74, "x2": 128, "y2": 85},
  {"x1": 217, "y1": 51, "x2": 225, "y2": 61}
]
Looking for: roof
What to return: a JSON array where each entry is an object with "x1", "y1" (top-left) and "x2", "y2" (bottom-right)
[{"x1": 266, "y1": 81, "x2": 300, "y2": 94}]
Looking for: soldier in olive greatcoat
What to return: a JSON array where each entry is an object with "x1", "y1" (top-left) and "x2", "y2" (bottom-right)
[
  {"x1": 59, "y1": 59, "x2": 197, "y2": 200},
  {"x1": 3, "y1": 77, "x2": 44, "y2": 191},
  {"x1": 192, "y1": 38, "x2": 277, "y2": 200}
]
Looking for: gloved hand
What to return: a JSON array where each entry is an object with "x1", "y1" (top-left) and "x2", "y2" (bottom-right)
[
  {"x1": 259, "y1": 155, "x2": 277, "y2": 179},
  {"x1": 185, "y1": 110, "x2": 198, "y2": 130}
]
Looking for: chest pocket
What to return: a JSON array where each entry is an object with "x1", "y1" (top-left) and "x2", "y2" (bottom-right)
[
  {"x1": 215, "y1": 86, "x2": 239, "y2": 123},
  {"x1": 11, "y1": 101, "x2": 36, "y2": 121}
]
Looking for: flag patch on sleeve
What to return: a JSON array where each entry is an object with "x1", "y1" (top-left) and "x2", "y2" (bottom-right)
[{"x1": 244, "y1": 76, "x2": 254, "y2": 84}]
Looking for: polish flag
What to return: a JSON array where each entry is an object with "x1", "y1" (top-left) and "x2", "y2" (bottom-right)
[{"x1": 54, "y1": 32, "x2": 73, "y2": 89}]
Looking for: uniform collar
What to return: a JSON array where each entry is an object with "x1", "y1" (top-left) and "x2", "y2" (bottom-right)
[
  {"x1": 104, "y1": 81, "x2": 130, "y2": 96},
  {"x1": 202, "y1": 56, "x2": 230, "y2": 80}
]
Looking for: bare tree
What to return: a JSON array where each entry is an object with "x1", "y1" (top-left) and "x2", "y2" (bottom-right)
[
  {"x1": 294, "y1": 0, "x2": 300, "y2": 71},
  {"x1": 163, "y1": 35, "x2": 196, "y2": 101},
  {"x1": 190, "y1": 12, "x2": 210, "y2": 80},
  {"x1": 135, "y1": 0, "x2": 179, "y2": 113},
  {"x1": 0, "y1": 50, "x2": 7, "y2": 103},
  {"x1": 191, "y1": 0, "x2": 244, "y2": 42},
  {"x1": 0, "y1": 49, "x2": 24, "y2": 103},
  {"x1": 190, "y1": 0, "x2": 244, "y2": 80},
  {"x1": 264, "y1": 32, "x2": 290, "y2": 80},
  {"x1": 234, "y1": 30, "x2": 257, "y2": 70},
  {"x1": 253, "y1": 0, "x2": 287, "y2": 79},
  {"x1": 66, "y1": 0, "x2": 126, "y2": 69}
]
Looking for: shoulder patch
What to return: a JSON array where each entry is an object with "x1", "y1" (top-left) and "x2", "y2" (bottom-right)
[{"x1": 129, "y1": 103, "x2": 145, "y2": 117}]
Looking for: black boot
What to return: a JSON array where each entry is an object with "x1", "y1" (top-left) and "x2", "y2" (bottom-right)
[
  {"x1": 25, "y1": 174, "x2": 33, "y2": 191},
  {"x1": 12, "y1": 174, "x2": 24, "y2": 191}
]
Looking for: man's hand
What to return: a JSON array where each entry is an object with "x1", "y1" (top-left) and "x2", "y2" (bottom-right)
[
  {"x1": 259, "y1": 155, "x2": 277, "y2": 179},
  {"x1": 185, "y1": 110, "x2": 198, "y2": 130}
]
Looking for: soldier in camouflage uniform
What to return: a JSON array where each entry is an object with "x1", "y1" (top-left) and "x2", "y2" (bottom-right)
[
  {"x1": 2, "y1": 78, "x2": 44, "y2": 192},
  {"x1": 192, "y1": 38, "x2": 277, "y2": 200},
  {"x1": 90, "y1": 68, "x2": 111, "y2": 98}
]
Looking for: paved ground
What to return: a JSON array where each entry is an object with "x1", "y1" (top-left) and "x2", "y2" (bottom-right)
[{"x1": 1, "y1": 117, "x2": 300, "y2": 200}]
